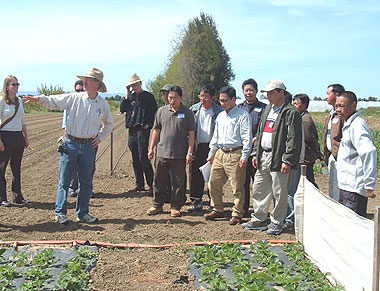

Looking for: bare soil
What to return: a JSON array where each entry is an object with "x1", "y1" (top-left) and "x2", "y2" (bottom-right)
[{"x1": 0, "y1": 112, "x2": 379, "y2": 290}]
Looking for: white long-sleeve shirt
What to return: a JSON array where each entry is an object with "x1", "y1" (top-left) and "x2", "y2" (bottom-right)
[
  {"x1": 208, "y1": 105, "x2": 252, "y2": 160},
  {"x1": 38, "y1": 92, "x2": 113, "y2": 141},
  {"x1": 337, "y1": 111, "x2": 377, "y2": 196}
]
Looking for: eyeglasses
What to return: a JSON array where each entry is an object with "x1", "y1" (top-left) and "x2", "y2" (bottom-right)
[{"x1": 10, "y1": 83, "x2": 20, "y2": 87}]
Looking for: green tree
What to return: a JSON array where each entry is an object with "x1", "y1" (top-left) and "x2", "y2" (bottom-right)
[
  {"x1": 37, "y1": 83, "x2": 64, "y2": 95},
  {"x1": 148, "y1": 12, "x2": 234, "y2": 106}
]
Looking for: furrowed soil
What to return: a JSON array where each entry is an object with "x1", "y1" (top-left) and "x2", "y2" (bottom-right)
[{"x1": 1, "y1": 111, "x2": 379, "y2": 290}]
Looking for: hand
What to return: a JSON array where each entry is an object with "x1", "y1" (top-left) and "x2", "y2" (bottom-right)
[
  {"x1": 280, "y1": 162, "x2": 291, "y2": 174},
  {"x1": 24, "y1": 137, "x2": 29, "y2": 149},
  {"x1": 239, "y1": 159, "x2": 248, "y2": 168},
  {"x1": 125, "y1": 85, "x2": 132, "y2": 98},
  {"x1": 23, "y1": 95, "x2": 39, "y2": 104},
  {"x1": 252, "y1": 157, "x2": 258, "y2": 169},
  {"x1": 148, "y1": 149, "x2": 154, "y2": 160},
  {"x1": 0, "y1": 141, "x2": 4, "y2": 152},
  {"x1": 92, "y1": 137, "x2": 101, "y2": 148},
  {"x1": 207, "y1": 156, "x2": 214, "y2": 164},
  {"x1": 186, "y1": 154, "x2": 193, "y2": 165},
  {"x1": 366, "y1": 189, "x2": 376, "y2": 198}
]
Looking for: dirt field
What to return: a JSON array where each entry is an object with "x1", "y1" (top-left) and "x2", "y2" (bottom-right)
[{"x1": 0, "y1": 112, "x2": 379, "y2": 290}]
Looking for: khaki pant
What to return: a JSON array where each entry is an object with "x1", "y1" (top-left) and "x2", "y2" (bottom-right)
[
  {"x1": 208, "y1": 149, "x2": 246, "y2": 217},
  {"x1": 251, "y1": 151, "x2": 290, "y2": 225}
]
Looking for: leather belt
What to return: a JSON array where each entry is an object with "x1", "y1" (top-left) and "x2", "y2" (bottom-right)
[
  {"x1": 262, "y1": 148, "x2": 272, "y2": 152},
  {"x1": 67, "y1": 134, "x2": 93, "y2": 144},
  {"x1": 221, "y1": 146, "x2": 243, "y2": 153}
]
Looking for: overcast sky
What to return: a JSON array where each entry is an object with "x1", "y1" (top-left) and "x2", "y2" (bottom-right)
[{"x1": 1, "y1": 0, "x2": 379, "y2": 99}]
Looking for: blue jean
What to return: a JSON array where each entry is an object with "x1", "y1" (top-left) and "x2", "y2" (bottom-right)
[
  {"x1": 285, "y1": 163, "x2": 301, "y2": 225},
  {"x1": 55, "y1": 137, "x2": 95, "y2": 218}
]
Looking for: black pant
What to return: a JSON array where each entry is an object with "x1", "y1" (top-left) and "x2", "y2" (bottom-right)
[
  {"x1": 243, "y1": 156, "x2": 256, "y2": 213},
  {"x1": 0, "y1": 131, "x2": 25, "y2": 203},
  {"x1": 189, "y1": 143, "x2": 209, "y2": 203},
  {"x1": 339, "y1": 189, "x2": 368, "y2": 218},
  {"x1": 128, "y1": 127, "x2": 153, "y2": 188},
  {"x1": 153, "y1": 158, "x2": 186, "y2": 210},
  {"x1": 305, "y1": 162, "x2": 319, "y2": 189}
]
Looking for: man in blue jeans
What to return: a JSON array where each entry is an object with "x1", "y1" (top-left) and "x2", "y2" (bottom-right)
[{"x1": 24, "y1": 68, "x2": 113, "y2": 224}]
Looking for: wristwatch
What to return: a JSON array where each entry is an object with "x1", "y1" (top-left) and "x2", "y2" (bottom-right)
[{"x1": 187, "y1": 152, "x2": 193, "y2": 157}]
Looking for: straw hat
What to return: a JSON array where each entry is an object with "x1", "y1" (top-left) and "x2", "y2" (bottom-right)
[
  {"x1": 77, "y1": 68, "x2": 107, "y2": 92},
  {"x1": 127, "y1": 73, "x2": 143, "y2": 86}
]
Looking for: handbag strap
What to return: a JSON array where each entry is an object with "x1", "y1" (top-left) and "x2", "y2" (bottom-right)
[{"x1": 0, "y1": 98, "x2": 20, "y2": 130}]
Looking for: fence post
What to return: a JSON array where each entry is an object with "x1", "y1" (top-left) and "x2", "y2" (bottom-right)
[
  {"x1": 373, "y1": 206, "x2": 380, "y2": 291},
  {"x1": 110, "y1": 131, "x2": 114, "y2": 175}
]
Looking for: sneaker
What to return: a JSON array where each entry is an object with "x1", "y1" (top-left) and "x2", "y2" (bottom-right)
[
  {"x1": 15, "y1": 199, "x2": 29, "y2": 205},
  {"x1": 76, "y1": 213, "x2": 98, "y2": 223},
  {"x1": 170, "y1": 209, "x2": 181, "y2": 217},
  {"x1": 242, "y1": 219, "x2": 268, "y2": 231},
  {"x1": 283, "y1": 221, "x2": 294, "y2": 229},
  {"x1": 147, "y1": 207, "x2": 163, "y2": 215},
  {"x1": 188, "y1": 202, "x2": 202, "y2": 212},
  {"x1": 68, "y1": 188, "x2": 77, "y2": 197},
  {"x1": 267, "y1": 222, "x2": 283, "y2": 235},
  {"x1": 0, "y1": 201, "x2": 11, "y2": 207},
  {"x1": 55, "y1": 214, "x2": 69, "y2": 224}
]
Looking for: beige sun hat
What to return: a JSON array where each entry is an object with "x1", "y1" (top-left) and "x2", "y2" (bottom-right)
[
  {"x1": 260, "y1": 79, "x2": 286, "y2": 92},
  {"x1": 127, "y1": 73, "x2": 143, "y2": 86},
  {"x1": 77, "y1": 67, "x2": 107, "y2": 92}
]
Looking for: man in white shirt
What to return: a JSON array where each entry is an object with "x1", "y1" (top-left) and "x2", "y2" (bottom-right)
[
  {"x1": 335, "y1": 91, "x2": 377, "y2": 217},
  {"x1": 204, "y1": 86, "x2": 252, "y2": 225},
  {"x1": 24, "y1": 68, "x2": 113, "y2": 224}
]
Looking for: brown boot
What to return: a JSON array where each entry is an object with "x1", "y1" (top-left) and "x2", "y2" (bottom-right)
[
  {"x1": 147, "y1": 207, "x2": 163, "y2": 215},
  {"x1": 229, "y1": 216, "x2": 242, "y2": 225},
  {"x1": 204, "y1": 211, "x2": 224, "y2": 221}
]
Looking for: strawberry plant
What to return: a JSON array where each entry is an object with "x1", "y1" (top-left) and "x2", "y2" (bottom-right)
[{"x1": 190, "y1": 241, "x2": 344, "y2": 290}]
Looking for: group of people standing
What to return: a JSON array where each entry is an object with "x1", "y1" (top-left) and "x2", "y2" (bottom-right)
[
  {"x1": 120, "y1": 74, "x2": 378, "y2": 236},
  {"x1": 0, "y1": 69, "x2": 377, "y2": 232}
]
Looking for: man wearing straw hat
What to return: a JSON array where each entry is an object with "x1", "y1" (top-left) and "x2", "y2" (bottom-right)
[
  {"x1": 120, "y1": 74, "x2": 157, "y2": 194},
  {"x1": 24, "y1": 68, "x2": 113, "y2": 224}
]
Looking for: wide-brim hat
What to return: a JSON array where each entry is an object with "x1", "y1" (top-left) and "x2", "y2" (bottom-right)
[
  {"x1": 77, "y1": 67, "x2": 107, "y2": 93},
  {"x1": 127, "y1": 73, "x2": 143, "y2": 86},
  {"x1": 260, "y1": 79, "x2": 286, "y2": 92}
]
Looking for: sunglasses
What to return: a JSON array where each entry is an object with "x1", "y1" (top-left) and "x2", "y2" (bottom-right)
[{"x1": 10, "y1": 83, "x2": 20, "y2": 87}]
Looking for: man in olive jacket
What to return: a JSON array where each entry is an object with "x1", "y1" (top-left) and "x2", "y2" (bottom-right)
[{"x1": 242, "y1": 80, "x2": 302, "y2": 235}]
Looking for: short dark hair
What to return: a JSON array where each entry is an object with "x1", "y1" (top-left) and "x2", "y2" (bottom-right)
[
  {"x1": 169, "y1": 85, "x2": 183, "y2": 97},
  {"x1": 200, "y1": 84, "x2": 216, "y2": 97},
  {"x1": 242, "y1": 78, "x2": 258, "y2": 91},
  {"x1": 293, "y1": 93, "x2": 310, "y2": 109},
  {"x1": 341, "y1": 91, "x2": 357, "y2": 105},
  {"x1": 219, "y1": 86, "x2": 236, "y2": 99},
  {"x1": 74, "y1": 79, "x2": 83, "y2": 89},
  {"x1": 328, "y1": 84, "x2": 345, "y2": 95}
]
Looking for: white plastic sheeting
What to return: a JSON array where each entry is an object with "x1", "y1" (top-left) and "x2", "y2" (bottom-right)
[{"x1": 295, "y1": 176, "x2": 375, "y2": 291}]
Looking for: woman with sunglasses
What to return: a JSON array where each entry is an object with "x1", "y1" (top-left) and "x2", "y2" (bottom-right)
[{"x1": 0, "y1": 75, "x2": 29, "y2": 206}]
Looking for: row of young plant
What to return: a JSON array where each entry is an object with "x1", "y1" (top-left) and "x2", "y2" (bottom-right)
[
  {"x1": 190, "y1": 241, "x2": 344, "y2": 290},
  {"x1": 0, "y1": 246, "x2": 96, "y2": 291}
]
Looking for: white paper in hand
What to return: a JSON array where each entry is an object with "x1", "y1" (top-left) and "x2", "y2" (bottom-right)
[{"x1": 199, "y1": 161, "x2": 212, "y2": 182}]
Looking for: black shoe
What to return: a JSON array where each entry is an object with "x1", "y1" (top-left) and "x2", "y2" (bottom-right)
[{"x1": 188, "y1": 202, "x2": 202, "y2": 212}]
